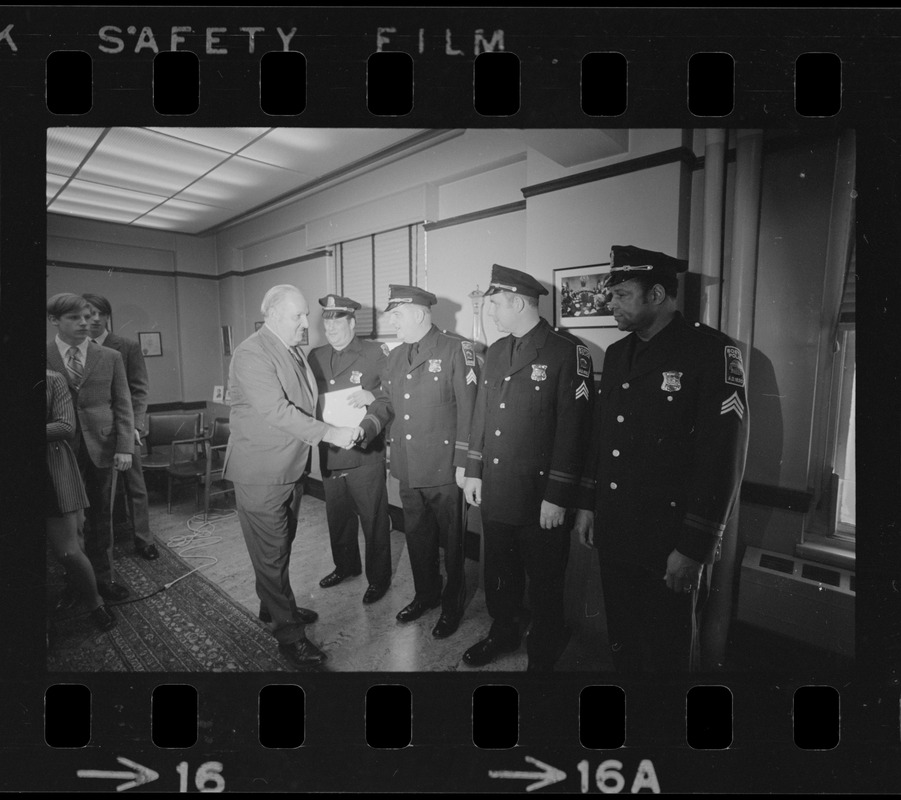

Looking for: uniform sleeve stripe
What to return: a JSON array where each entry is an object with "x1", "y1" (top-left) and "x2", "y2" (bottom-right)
[
  {"x1": 467, "y1": 450, "x2": 483, "y2": 461},
  {"x1": 549, "y1": 469, "x2": 577, "y2": 480},
  {"x1": 362, "y1": 414, "x2": 381, "y2": 434},
  {"x1": 549, "y1": 473, "x2": 578, "y2": 486},
  {"x1": 684, "y1": 513, "x2": 726, "y2": 535},
  {"x1": 579, "y1": 478, "x2": 597, "y2": 489}
]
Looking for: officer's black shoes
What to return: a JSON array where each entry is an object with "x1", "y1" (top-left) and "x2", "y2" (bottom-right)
[
  {"x1": 395, "y1": 596, "x2": 441, "y2": 623},
  {"x1": 362, "y1": 584, "x2": 389, "y2": 605},
  {"x1": 462, "y1": 634, "x2": 520, "y2": 667},
  {"x1": 136, "y1": 543, "x2": 160, "y2": 560},
  {"x1": 319, "y1": 569, "x2": 361, "y2": 588},
  {"x1": 278, "y1": 637, "x2": 327, "y2": 668},
  {"x1": 90, "y1": 604, "x2": 117, "y2": 632},
  {"x1": 259, "y1": 607, "x2": 319, "y2": 625},
  {"x1": 97, "y1": 581, "x2": 130, "y2": 602},
  {"x1": 431, "y1": 614, "x2": 461, "y2": 639}
]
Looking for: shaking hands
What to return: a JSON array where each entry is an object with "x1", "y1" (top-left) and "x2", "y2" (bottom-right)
[{"x1": 323, "y1": 425, "x2": 364, "y2": 450}]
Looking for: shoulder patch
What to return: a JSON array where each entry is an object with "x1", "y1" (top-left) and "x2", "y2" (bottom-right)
[
  {"x1": 724, "y1": 346, "x2": 745, "y2": 387},
  {"x1": 576, "y1": 345, "x2": 591, "y2": 378},
  {"x1": 461, "y1": 340, "x2": 476, "y2": 367}
]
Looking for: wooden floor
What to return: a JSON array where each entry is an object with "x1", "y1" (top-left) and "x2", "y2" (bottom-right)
[{"x1": 141, "y1": 481, "x2": 613, "y2": 673}]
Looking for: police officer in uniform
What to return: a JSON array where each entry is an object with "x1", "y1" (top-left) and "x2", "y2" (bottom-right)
[
  {"x1": 365, "y1": 285, "x2": 480, "y2": 639},
  {"x1": 307, "y1": 294, "x2": 394, "y2": 604},
  {"x1": 463, "y1": 265, "x2": 595, "y2": 671},
  {"x1": 574, "y1": 245, "x2": 749, "y2": 672}
]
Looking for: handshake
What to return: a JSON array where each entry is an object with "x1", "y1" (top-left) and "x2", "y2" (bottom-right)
[{"x1": 323, "y1": 425, "x2": 365, "y2": 450}]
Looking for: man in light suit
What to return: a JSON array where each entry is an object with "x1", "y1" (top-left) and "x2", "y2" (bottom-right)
[
  {"x1": 47, "y1": 293, "x2": 135, "y2": 601},
  {"x1": 82, "y1": 293, "x2": 158, "y2": 561},
  {"x1": 223, "y1": 284, "x2": 360, "y2": 668}
]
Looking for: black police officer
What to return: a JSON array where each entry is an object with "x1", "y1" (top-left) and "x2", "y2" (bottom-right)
[
  {"x1": 463, "y1": 264, "x2": 595, "y2": 671},
  {"x1": 574, "y1": 245, "x2": 749, "y2": 672}
]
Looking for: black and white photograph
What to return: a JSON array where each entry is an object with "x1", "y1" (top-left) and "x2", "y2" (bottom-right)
[{"x1": 7, "y1": 5, "x2": 899, "y2": 795}]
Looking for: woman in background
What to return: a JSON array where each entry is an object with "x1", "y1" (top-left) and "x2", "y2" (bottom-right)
[{"x1": 46, "y1": 368, "x2": 117, "y2": 631}]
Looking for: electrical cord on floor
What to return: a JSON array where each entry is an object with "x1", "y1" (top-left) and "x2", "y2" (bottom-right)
[{"x1": 52, "y1": 509, "x2": 239, "y2": 621}]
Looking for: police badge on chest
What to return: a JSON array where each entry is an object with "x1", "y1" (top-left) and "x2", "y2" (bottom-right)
[
  {"x1": 428, "y1": 359, "x2": 442, "y2": 373},
  {"x1": 350, "y1": 370, "x2": 362, "y2": 384},
  {"x1": 661, "y1": 371, "x2": 683, "y2": 392},
  {"x1": 531, "y1": 364, "x2": 547, "y2": 381}
]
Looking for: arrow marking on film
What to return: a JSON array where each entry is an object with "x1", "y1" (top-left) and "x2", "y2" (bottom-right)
[
  {"x1": 489, "y1": 756, "x2": 566, "y2": 791},
  {"x1": 77, "y1": 756, "x2": 160, "y2": 792}
]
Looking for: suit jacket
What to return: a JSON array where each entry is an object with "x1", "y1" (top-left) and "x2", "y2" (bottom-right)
[
  {"x1": 46, "y1": 340, "x2": 135, "y2": 468},
  {"x1": 367, "y1": 325, "x2": 480, "y2": 489},
  {"x1": 583, "y1": 312, "x2": 749, "y2": 570},
  {"x1": 99, "y1": 333, "x2": 149, "y2": 433},
  {"x1": 464, "y1": 317, "x2": 595, "y2": 526},
  {"x1": 223, "y1": 325, "x2": 330, "y2": 485},
  {"x1": 307, "y1": 335, "x2": 393, "y2": 474}
]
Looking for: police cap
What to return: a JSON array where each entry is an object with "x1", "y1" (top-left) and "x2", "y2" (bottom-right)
[
  {"x1": 384, "y1": 284, "x2": 438, "y2": 312},
  {"x1": 484, "y1": 264, "x2": 549, "y2": 298},
  {"x1": 318, "y1": 294, "x2": 361, "y2": 319},
  {"x1": 606, "y1": 245, "x2": 688, "y2": 289}
]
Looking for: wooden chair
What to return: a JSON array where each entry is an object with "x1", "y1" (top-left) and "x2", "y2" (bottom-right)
[
  {"x1": 164, "y1": 431, "x2": 209, "y2": 514},
  {"x1": 202, "y1": 418, "x2": 233, "y2": 520}
]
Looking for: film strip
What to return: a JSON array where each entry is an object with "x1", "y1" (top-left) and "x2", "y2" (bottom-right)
[{"x1": 2, "y1": 5, "x2": 898, "y2": 794}]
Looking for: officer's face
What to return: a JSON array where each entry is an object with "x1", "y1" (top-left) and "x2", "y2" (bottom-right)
[
  {"x1": 389, "y1": 304, "x2": 421, "y2": 342},
  {"x1": 323, "y1": 314, "x2": 355, "y2": 350},
  {"x1": 486, "y1": 292, "x2": 517, "y2": 334},
  {"x1": 271, "y1": 291, "x2": 310, "y2": 346},
  {"x1": 607, "y1": 279, "x2": 656, "y2": 332},
  {"x1": 50, "y1": 306, "x2": 91, "y2": 345}
]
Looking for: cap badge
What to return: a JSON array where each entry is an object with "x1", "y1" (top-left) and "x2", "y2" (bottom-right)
[
  {"x1": 327, "y1": 296, "x2": 336, "y2": 308},
  {"x1": 661, "y1": 371, "x2": 683, "y2": 392},
  {"x1": 350, "y1": 370, "x2": 362, "y2": 384},
  {"x1": 428, "y1": 359, "x2": 442, "y2": 373},
  {"x1": 531, "y1": 364, "x2": 548, "y2": 382}
]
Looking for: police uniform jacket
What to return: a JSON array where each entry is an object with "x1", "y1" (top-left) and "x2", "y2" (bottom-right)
[
  {"x1": 585, "y1": 312, "x2": 749, "y2": 570},
  {"x1": 465, "y1": 317, "x2": 595, "y2": 527},
  {"x1": 308, "y1": 335, "x2": 393, "y2": 474},
  {"x1": 367, "y1": 324, "x2": 479, "y2": 489}
]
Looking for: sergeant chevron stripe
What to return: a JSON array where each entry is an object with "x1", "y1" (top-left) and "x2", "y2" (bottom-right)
[
  {"x1": 575, "y1": 380, "x2": 590, "y2": 401},
  {"x1": 466, "y1": 368, "x2": 477, "y2": 385},
  {"x1": 721, "y1": 391, "x2": 745, "y2": 419}
]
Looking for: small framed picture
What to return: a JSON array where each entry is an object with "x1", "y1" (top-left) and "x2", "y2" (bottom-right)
[
  {"x1": 222, "y1": 325, "x2": 233, "y2": 356},
  {"x1": 299, "y1": 328, "x2": 309, "y2": 346},
  {"x1": 254, "y1": 320, "x2": 264, "y2": 331},
  {"x1": 138, "y1": 331, "x2": 162, "y2": 357},
  {"x1": 553, "y1": 263, "x2": 617, "y2": 328}
]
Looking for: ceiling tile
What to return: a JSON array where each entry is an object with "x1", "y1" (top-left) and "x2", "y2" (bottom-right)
[
  {"x1": 47, "y1": 127, "x2": 106, "y2": 178},
  {"x1": 51, "y1": 179, "x2": 168, "y2": 216},
  {"x1": 137, "y1": 199, "x2": 238, "y2": 234},
  {"x1": 48, "y1": 198, "x2": 141, "y2": 225},
  {"x1": 77, "y1": 128, "x2": 229, "y2": 195},
  {"x1": 46, "y1": 173, "x2": 67, "y2": 201},
  {"x1": 176, "y1": 157, "x2": 314, "y2": 210},
  {"x1": 240, "y1": 128, "x2": 421, "y2": 174},
  {"x1": 144, "y1": 127, "x2": 271, "y2": 153}
]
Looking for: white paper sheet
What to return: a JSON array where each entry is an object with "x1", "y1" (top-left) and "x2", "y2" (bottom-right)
[{"x1": 321, "y1": 387, "x2": 367, "y2": 427}]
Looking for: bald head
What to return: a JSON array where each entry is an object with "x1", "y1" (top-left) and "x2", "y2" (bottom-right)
[{"x1": 263, "y1": 284, "x2": 310, "y2": 346}]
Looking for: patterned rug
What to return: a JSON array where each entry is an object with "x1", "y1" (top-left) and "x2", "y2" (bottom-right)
[{"x1": 46, "y1": 538, "x2": 294, "y2": 673}]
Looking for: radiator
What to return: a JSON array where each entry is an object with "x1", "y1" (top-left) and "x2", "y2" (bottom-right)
[{"x1": 736, "y1": 545, "x2": 855, "y2": 657}]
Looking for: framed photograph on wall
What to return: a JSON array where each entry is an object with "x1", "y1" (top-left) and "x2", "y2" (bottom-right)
[
  {"x1": 553, "y1": 263, "x2": 617, "y2": 329},
  {"x1": 137, "y1": 331, "x2": 162, "y2": 357},
  {"x1": 222, "y1": 325, "x2": 233, "y2": 356},
  {"x1": 254, "y1": 320, "x2": 264, "y2": 331}
]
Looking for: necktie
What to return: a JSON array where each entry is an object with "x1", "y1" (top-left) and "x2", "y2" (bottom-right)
[
  {"x1": 408, "y1": 341, "x2": 419, "y2": 365},
  {"x1": 289, "y1": 346, "x2": 314, "y2": 398},
  {"x1": 510, "y1": 337, "x2": 524, "y2": 365},
  {"x1": 67, "y1": 346, "x2": 84, "y2": 383}
]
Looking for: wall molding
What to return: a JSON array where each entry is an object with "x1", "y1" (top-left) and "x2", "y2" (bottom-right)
[
  {"x1": 521, "y1": 147, "x2": 697, "y2": 200},
  {"x1": 423, "y1": 200, "x2": 526, "y2": 232},
  {"x1": 48, "y1": 249, "x2": 331, "y2": 282}
]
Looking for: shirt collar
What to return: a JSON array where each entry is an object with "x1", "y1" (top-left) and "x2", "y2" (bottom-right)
[
  {"x1": 93, "y1": 329, "x2": 109, "y2": 346},
  {"x1": 56, "y1": 334, "x2": 89, "y2": 361}
]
